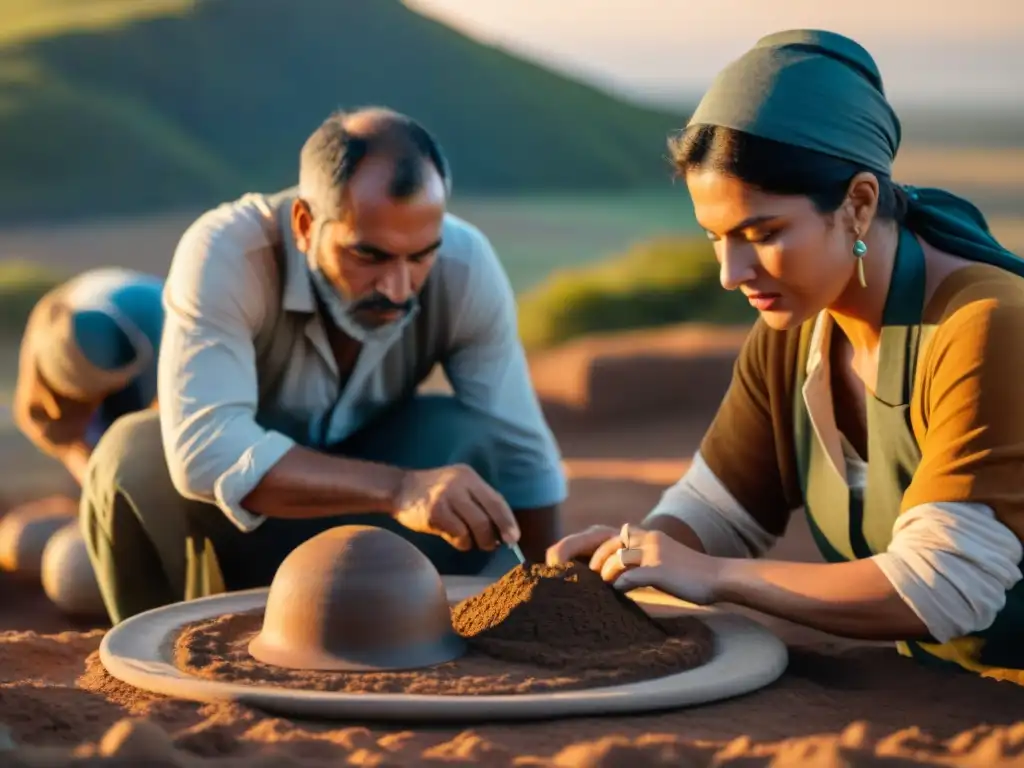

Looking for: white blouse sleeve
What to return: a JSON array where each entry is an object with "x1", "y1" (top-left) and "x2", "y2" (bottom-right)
[
  {"x1": 872, "y1": 501, "x2": 1023, "y2": 643},
  {"x1": 643, "y1": 450, "x2": 779, "y2": 558}
]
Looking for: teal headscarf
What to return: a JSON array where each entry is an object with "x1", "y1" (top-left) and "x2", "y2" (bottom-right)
[{"x1": 688, "y1": 29, "x2": 1022, "y2": 269}]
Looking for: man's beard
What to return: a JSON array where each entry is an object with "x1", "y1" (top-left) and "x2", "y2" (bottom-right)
[{"x1": 304, "y1": 222, "x2": 417, "y2": 345}]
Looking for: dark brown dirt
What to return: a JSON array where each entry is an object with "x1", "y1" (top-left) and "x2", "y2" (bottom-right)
[
  {"x1": 451, "y1": 561, "x2": 709, "y2": 670},
  {"x1": 172, "y1": 562, "x2": 714, "y2": 696}
]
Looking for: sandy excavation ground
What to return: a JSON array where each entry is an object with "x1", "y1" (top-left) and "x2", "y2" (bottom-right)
[{"x1": 2, "y1": 327, "x2": 1024, "y2": 766}]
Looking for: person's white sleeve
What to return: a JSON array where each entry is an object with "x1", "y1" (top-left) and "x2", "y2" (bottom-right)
[
  {"x1": 158, "y1": 213, "x2": 296, "y2": 533},
  {"x1": 872, "y1": 502, "x2": 1023, "y2": 643},
  {"x1": 643, "y1": 450, "x2": 778, "y2": 558},
  {"x1": 441, "y1": 224, "x2": 566, "y2": 509}
]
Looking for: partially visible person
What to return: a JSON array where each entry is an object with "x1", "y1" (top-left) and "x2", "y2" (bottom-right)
[
  {"x1": 80, "y1": 107, "x2": 567, "y2": 625},
  {"x1": 549, "y1": 30, "x2": 1024, "y2": 685},
  {"x1": 13, "y1": 268, "x2": 164, "y2": 486},
  {"x1": 2, "y1": 268, "x2": 162, "y2": 616}
]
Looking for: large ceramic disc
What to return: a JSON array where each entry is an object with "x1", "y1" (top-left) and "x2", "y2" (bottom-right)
[{"x1": 99, "y1": 576, "x2": 787, "y2": 722}]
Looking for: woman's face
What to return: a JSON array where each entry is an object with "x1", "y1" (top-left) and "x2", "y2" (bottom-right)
[{"x1": 686, "y1": 168, "x2": 857, "y2": 330}]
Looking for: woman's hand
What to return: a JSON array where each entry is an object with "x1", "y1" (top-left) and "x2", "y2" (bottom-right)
[
  {"x1": 546, "y1": 524, "x2": 725, "y2": 605},
  {"x1": 545, "y1": 524, "x2": 620, "y2": 565}
]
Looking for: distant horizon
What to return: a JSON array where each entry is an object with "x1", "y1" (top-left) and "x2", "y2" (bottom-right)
[
  {"x1": 409, "y1": 0, "x2": 1024, "y2": 111},
  {"x1": 532, "y1": 60, "x2": 1024, "y2": 116},
  {"x1": 587, "y1": 80, "x2": 1024, "y2": 116}
]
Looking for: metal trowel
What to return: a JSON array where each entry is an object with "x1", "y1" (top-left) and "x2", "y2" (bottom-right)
[{"x1": 508, "y1": 541, "x2": 527, "y2": 564}]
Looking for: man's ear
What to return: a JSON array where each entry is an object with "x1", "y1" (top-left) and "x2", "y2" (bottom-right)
[{"x1": 291, "y1": 198, "x2": 314, "y2": 253}]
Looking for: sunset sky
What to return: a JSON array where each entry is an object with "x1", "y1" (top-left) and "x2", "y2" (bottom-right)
[{"x1": 408, "y1": 0, "x2": 1023, "y2": 109}]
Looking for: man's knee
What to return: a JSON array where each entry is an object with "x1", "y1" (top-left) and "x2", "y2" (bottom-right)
[
  {"x1": 93, "y1": 407, "x2": 162, "y2": 455},
  {"x1": 79, "y1": 408, "x2": 193, "y2": 614},
  {"x1": 80, "y1": 409, "x2": 171, "y2": 536}
]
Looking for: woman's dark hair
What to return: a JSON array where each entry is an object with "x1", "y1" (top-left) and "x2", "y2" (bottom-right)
[{"x1": 670, "y1": 124, "x2": 908, "y2": 223}]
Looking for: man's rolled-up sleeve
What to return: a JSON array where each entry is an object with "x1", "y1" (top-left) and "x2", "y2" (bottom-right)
[
  {"x1": 158, "y1": 218, "x2": 296, "y2": 532},
  {"x1": 442, "y1": 227, "x2": 567, "y2": 509}
]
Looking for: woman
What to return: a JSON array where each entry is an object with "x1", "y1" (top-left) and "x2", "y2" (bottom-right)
[{"x1": 548, "y1": 30, "x2": 1024, "y2": 684}]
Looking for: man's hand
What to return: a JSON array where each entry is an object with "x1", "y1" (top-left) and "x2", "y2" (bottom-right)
[{"x1": 392, "y1": 464, "x2": 521, "y2": 552}]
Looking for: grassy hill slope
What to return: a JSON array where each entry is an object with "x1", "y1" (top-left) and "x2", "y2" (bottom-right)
[{"x1": 0, "y1": 0, "x2": 687, "y2": 224}]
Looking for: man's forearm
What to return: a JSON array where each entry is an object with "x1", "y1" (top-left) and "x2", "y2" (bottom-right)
[
  {"x1": 716, "y1": 557, "x2": 931, "y2": 641},
  {"x1": 241, "y1": 445, "x2": 405, "y2": 519}
]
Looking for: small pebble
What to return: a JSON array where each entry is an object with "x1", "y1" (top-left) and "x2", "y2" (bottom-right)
[{"x1": 98, "y1": 718, "x2": 175, "y2": 759}]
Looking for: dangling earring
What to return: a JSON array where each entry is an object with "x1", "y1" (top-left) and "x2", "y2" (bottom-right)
[{"x1": 852, "y1": 236, "x2": 868, "y2": 288}]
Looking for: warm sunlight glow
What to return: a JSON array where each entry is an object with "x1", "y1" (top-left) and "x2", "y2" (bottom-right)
[{"x1": 407, "y1": 0, "x2": 1023, "y2": 106}]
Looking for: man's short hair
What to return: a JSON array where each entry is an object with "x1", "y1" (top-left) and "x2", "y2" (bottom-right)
[{"x1": 298, "y1": 107, "x2": 451, "y2": 219}]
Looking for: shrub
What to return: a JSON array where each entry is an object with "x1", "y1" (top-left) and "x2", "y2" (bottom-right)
[{"x1": 517, "y1": 237, "x2": 754, "y2": 350}]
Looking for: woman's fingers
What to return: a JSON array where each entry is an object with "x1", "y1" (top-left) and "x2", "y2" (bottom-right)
[
  {"x1": 546, "y1": 525, "x2": 618, "y2": 565},
  {"x1": 598, "y1": 528, "x2": 655, "y2": 583},
  {"x1": 600, "y1": 551, "x2": 627, "y2": 583},
  {"x1": 589, "y1": 535, "x2": 627, "y2": 572},
  {"x1": 612, "y1": 565, "x2": 665, "y2": 593}
]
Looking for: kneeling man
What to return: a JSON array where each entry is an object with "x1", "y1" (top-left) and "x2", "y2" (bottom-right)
[{"x1": 80, "y1": 107, "x2": 567, "y2": 624}]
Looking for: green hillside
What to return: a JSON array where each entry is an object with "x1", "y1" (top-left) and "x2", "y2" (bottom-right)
[{"x1": 0, "y1": 0, "x2": 687, "y2": 224}]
